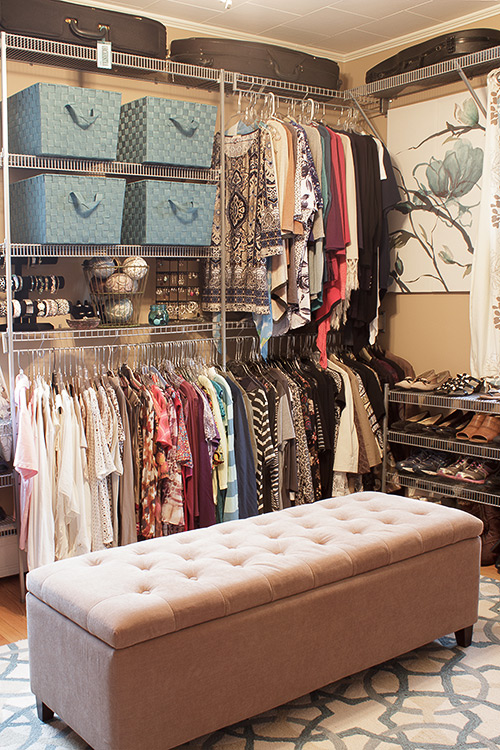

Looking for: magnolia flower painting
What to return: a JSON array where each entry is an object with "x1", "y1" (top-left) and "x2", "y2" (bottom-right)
[{"x1": 387, "y1": 90, "x2": 486, "y2": 292}]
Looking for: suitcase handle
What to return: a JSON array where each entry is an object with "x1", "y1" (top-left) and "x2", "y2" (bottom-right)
[
  {"x1": 169, "y1": 117, "x2": 199, "y2": 138},
  {"x1": 65, "y1": 104, "x2": 100, "y2": 131},
  {"x1": 66, "y1": 18, "x2": 109, "y2": 42},
  {"x1": 268, "y1": 53, "x2": 304, "y2": 82},
  {"x1": 168, "y1": 200, "x2": 199, "y2": 224},
  {"x1": 69, "y1": 192, "x2": 103, "y2": 218}
]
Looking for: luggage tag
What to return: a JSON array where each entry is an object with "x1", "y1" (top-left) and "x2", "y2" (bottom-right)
[{"x1": 97, "y1": 41, "x2": 112, "y2": 69}]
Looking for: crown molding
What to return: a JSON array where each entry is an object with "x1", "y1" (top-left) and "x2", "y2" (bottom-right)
[
  {"x1": 58, "y1": 0, "x2": 500, "y2": 65},
  {"x1": 342, "y1": 4, "x2": 500, "y2": 62}
]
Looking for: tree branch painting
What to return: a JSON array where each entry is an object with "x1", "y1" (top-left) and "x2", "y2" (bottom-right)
[{"x1": 387, "y1": 92, "x2": 485, "y2": 293}]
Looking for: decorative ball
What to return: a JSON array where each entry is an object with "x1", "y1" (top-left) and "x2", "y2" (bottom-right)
[
  {"x1": 122, "y1": 256, "x2": 149, "y2": 280},
  {"x1": 105, "y1": 298, "x2": 134, "y2": 325},
  {"x1": 89, "y1": 257, "x2": 117, "y2": 279},
  {"x1": 105, "y1": 273, "x2": 134, "y2": 294}
]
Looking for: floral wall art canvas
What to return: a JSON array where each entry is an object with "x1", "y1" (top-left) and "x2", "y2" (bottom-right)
[{"x1": 387, "y1": 89, "x2": 486, "y2": 292}]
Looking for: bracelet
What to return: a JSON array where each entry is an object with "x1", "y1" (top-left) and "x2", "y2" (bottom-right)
[
  {"x1": 56, "y1": 299, "x2": 70, "y2": 315},
  {"x1": 12, "y1": 299, "x2": 21, "y2": 318},
  {"x1": 37, "y1": 300, "x2": 47, "y2": 317},
  {"x1": 0, "y1": 277, "x2": 5, "y2": 292}
]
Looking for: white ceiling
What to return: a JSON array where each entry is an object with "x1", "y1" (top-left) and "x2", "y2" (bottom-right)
[{"x1": 70, "y1": 0, "x2": 500, "y2": 60}]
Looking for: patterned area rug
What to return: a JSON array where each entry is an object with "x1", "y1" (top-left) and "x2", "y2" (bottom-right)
[{"x1": 1, "y1": 577, "x2": 499, "y2": 750}]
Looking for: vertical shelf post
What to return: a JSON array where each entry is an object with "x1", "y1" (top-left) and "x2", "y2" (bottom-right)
[
  {"x1": 219, "y1": 70, "x2": 227, "y2": 369},
  {"x1": 1, "y1": 31, "x2": 25, "y2": 599}
]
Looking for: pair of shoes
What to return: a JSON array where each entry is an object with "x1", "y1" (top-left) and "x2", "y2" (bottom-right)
[
  {"x1": 433, "y1": 410, "x2": 467, "y2": 437},
  {"x1": 411, "y1": 370, "x2": 451, "y2": 392},
  {"x1": 396, "y1": 450, "x2": 432, "y2": 474},
  {"x1": 438, "y1": 458, "x2": 494, "y2": 484},
  {"x1": 456, "y1": 414, "x2": 500, "y2": 443},
  {"x1": 434, "y1": 373, "x2": 484, "y2": 396},
  {"x1": 458, "y1": 502, "x2": 500, "y2": 565},
  {"x1": 395, "y1": 370, "x2": 435, "y2": 389},
  {"x1": 397, "y1": 450, "x2": 452, "y2": 476},
  {"x1": 391, "y1": 411, "x2": 429, "y2": 431},
  {"x1": 456, "y1": 414, "x2": 484, "y2": 441},
  {"x1": 404, "y1": 413, "x2": 445, "y2": 433}
]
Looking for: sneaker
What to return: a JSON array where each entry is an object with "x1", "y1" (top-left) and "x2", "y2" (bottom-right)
[
  {"x1": 396, "y1": 450, "x2": 432, "y2": 474},
  {"x1": 418, "y1": 452, "x2": 454, "y2": 476},
  {"x1": 455, "y1": 461, "x2": 494, "y2": 484},
  {"x1": 437, "y1": 457, "x2": 471, "y2": 479}
]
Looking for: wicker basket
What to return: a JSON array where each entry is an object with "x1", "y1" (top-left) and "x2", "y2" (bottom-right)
[{"x1": 83, "y1": 256, "x2": 149, "y2": 327}]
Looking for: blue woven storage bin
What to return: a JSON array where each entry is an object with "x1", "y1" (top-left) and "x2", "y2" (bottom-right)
[
  {"x1": 10, "y1": 175, "x2": 126, "y2": 244},
  {"x1": 117, "y1": 96, "x2": 217, "y2": 167},
  {"x1": 8, "y1": 83, "x2": 122, "y2": 160},
  {"x1": 121, "y1": 181, "x2": 216, "y2": 246}
]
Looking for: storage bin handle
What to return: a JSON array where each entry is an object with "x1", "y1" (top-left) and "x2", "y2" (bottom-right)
[
  {"x1": 65, "y1": 104, "x2": 100, "y2": 130},
  {"x1": 69, "y1": 192, "x2": 103, "y2": 218},
  {"x1": 169, "y1": 117, "x2": 199, "y2": 138},
  {"x1": 168, "y1": 200, "x2": 199, "y2": 224}
]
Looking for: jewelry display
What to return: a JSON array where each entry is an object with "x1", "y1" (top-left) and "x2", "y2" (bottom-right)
[{"x1": 155, "y1": 258, "x2": 202, "y2": 320}]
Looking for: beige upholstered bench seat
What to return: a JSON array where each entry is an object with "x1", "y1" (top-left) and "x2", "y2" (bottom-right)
[{"x1": 26, "y1": 492, "x2": 483, "y2": 750}]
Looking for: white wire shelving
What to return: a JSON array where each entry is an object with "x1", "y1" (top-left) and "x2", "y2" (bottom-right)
[
  {"x1": 4, "y1": 318, "x2": 254, "y2": 348},
  {"x1": 2, "y1": 243, "x2": 215, "y2": 259},
  {"x1": 388, "y1": 471, "x2": 500, "y2": 507},
  {"x1": 350, "y1": 43, "x2": 500, "y2": 99},
  {"x1": 388, "y1": 389, "x2": 500, "y2": 414},
  {"x1": 383, "y1": 388, "x2": 500, "y2": 507},
  {"x1": 0, "y1": 472, "x2": 13, "y2": 488},
  {"x1": 0, "y1": 515, "x2": 16, "y2": 535},
  {"x1": 388, "y1": 429, "x2": 500, "y2": 461},
  {"x1": 5, "y1": 154, "x2": 220, "y2": 183}
]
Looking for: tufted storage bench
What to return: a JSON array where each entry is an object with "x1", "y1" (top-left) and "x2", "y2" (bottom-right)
[{"x1": 26, "y1": 492, "x2": 483, "y2": 750}]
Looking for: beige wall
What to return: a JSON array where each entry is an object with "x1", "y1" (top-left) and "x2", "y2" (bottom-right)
[{"x1": 344, "y1": 15, "x2": 500, "y2": 375}]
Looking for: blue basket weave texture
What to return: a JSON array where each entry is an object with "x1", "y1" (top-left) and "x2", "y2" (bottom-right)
[
  {"x1": 8, "y1": 83, "x2": 122, "y2": 160},
  {"x1": 121, "y1": 180, "x2": 216, "y2": 246},
  {"x1": 10, "y1": 174, "x2": 126, "y2": 244},
  {"x1": 117, "y1": 96, "x2": 217, "y2": 167}
]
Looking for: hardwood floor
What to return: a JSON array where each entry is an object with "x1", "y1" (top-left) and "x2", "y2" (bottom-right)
[
  {"x1": 0, "y1": 575, "x2": 27, "y2": 646},
  {"x1": 1, "y1": 564, "x2": 499, "y2": 648}
]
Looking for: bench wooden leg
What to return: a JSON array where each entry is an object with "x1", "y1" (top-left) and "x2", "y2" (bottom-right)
[
  {"x1": 455, "y1": 625, "x2": 473, "y2": 647},
  {"x1": 36, "y1": 699, "x2": 54, "y2": 723}
]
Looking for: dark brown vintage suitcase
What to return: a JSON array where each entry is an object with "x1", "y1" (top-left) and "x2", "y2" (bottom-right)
[
  {"x1": 366, "y1": 28, "x2": 500, "y2": 96},
  {"x1": 170, "y1": 37, "x2": 341, "y2": 95},
  {"x1": 0, "y1": 0, "x2": 167, "y2": 60}
]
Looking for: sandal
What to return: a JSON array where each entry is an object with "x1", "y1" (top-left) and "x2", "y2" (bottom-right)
[
  {"x1": 469, "y1": 415, "x2": 500, "y2": 443},
  {"x1": 456, "y1": 413, "x2": 485, "y2": 441},
  {"x1": 435, "y1": 373, "x2": 484, "y2": 396}
]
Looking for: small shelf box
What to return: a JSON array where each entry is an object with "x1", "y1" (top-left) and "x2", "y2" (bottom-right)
[
  {"x1": 10, "y1": 174, "x2": 126, "y2": 244},
  {"x1": 0, "y1": 518, "x2": 19, "y2": 578},
  {"x1": 117, "y1": 96, "x2": 217, "y2": 167},
  {"x1": 121, "y1": 181, "x2": 216, "y2": 246},
  {"x1": 8, "y1": 83, "x2": 122, "y2": 160}
]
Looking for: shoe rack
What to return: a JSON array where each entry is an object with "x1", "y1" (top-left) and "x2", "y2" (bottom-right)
[{"x1": 381, "y1": 385, "x2": 500, "y2": 507}]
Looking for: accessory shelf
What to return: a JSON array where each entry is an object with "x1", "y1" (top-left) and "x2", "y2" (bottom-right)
[{"x1": 382, "y1": 385, "x2": 500, "y2": 507}]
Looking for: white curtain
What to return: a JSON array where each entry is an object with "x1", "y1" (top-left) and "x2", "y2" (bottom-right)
[{"x1": 470, "y1": 69, "x2": 500, "y2": 378}]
